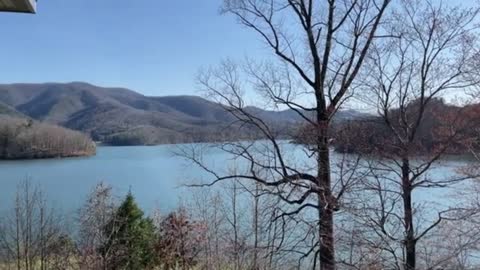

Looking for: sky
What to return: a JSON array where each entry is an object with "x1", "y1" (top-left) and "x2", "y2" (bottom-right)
[
  {"x1": 0, "y1": 0, "x2": 264, "y2": 96},
  {"x1": 1, "y1": 0, "x2": 478, "y2": 98}
]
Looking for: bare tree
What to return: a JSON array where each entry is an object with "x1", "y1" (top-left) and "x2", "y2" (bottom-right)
[
  {"x1": 77, "y1": 182, "x2": 118, "y2": 270},
  {"x1": 345, "y1": 1, "x2": 480, "y2": 269},
  {"x1": 186, "y1": 188, "x2": 226, "y2": 269},
  {"x1": 0, "y1": 180, "x2": 72, "y2": 270},
  {"x1": 185, "y1": 176, "x2": 302, "y2": 270},
  {"x1": 182, "y1": 0, "x2": 393, "y2": 268},
  {"x1": 155, "y1": 207, "x2": 206, "y2": 270}
]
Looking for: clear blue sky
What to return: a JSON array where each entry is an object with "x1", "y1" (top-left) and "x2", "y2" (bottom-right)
[
  {"x1": 0, "y1": 0, "x2": 263, "y2": 96},
  {"x1": 1, "y1": 0, "x2": 477, "y2": 97}
]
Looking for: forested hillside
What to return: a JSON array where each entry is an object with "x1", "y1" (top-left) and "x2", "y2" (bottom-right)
[
  {"x1": 330, "y1": 98, "x2": 480, "y2": 155},
  {"x1": 0, "y1": 115, "x2": 95, "y2": 159},
  {"x1": 0, "y1": 82, "x2": 365, "y2": 145}
]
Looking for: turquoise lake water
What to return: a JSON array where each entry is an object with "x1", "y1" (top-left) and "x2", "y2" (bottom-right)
[
  {"x1": 0, "y1": 143, "x2": 474, "y2": 215},
  {"x1": 0, "y1": 145, "x2": 196, "y2": 212}
]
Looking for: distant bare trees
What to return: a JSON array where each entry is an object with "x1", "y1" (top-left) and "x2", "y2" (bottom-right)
[
  {"x1": 0, "y1": 116, "x2": 95, "y2": 159},
  {"x1": 186, "y1": 179, "x2": 303, "y2": 270},
  {"x1": 343, "y1": 0, "x2": 480, "y2": 269},
  {"x1": 77, "y1": 182, "x2": 117, "y2": 270},
  {"x1": 0, "y1": 181, "x2": 75, "y2": 270}
]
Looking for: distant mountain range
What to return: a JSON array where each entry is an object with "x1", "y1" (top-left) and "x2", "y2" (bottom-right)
[{"x1": 0, "y1": 82, "x2": 368, "y2": 145}]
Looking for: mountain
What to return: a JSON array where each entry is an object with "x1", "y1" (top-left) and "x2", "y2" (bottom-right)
[
  {"x1": 244, "y1": 106, "x2": 369, "y2": 123},
  {"x1": 0, "y1": 100, "x2": 26, "y2": 118},
  {"x1": 0, "y1": 82, "x2": 228, "y2": 145},
  {"x1": 0, "y1": 82, "x2": 367, "y2": 145}
]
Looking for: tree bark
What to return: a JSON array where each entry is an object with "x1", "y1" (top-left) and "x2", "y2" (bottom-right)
[
  {"x1": 319, "y1": 206, "x2": 335, "y2": 270},
  {"x1": 402, "y1": 158, "x2": 415, "y2": 270},
  {"x1": 15, "y1": 196, "x2": 21, "y2": 270},
  {"x1": 252, "y1": 183, "x2": 259, "y2": 270},
  {"x1": 318, "y1": 119, "x2": 335, "y2": 270}
]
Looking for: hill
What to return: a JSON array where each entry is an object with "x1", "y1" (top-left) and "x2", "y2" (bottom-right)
[
  {"x1": 0, "y1": 100, "x2": 26, "y2": 118},
  {"x1": 0, "y1": 82, "x2": 366, "y2": 146},
  {"x1": 0, "y1": 115, "x2": 95, "y2": 159},
  {"x1": 331, "y1": 98, "x2": 480, "y2": 155}
]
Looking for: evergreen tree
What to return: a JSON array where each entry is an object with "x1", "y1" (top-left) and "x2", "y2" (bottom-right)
[{"x1": 100, "y1": 192, "x2": 156, "y2": 269}]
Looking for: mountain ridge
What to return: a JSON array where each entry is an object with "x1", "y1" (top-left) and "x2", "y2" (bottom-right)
[{"x1": 0, "y1": 82, "x2": 368, "y2": 145}]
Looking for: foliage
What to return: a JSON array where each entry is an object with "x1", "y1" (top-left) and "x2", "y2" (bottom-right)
[{"x1": 100, "y1": 192, "x2": 156, "y2": 270}]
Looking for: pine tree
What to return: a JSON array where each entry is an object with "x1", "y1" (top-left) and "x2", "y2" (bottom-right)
[{"x1": 101, "y1": 192, "x2": 156, "y2": 269}]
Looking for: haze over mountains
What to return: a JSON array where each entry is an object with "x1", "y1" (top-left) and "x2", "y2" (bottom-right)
[{"x1": 0, "y1": 82, "x2": 366, "y2": 145}]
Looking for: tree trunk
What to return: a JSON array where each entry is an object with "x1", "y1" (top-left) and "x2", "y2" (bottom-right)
[
  {"x1": 24, "y1": 182, "x2": 30, "y2": 270},
  {"x1": 232, "y1": 180, "x2": 240, "y2": 270},
  {"x1": 317, "y1": 120, "x2": 335, "y2": 270},
  {"x1": 319, "y1": 206, "x2": 335, "y2": 270},
  {"x1": 252, "y1": 183, "x2": 259, "y2": 270},
  {"x1": 15, "y1": 196, "x2": 21, "y2": 270},
  {"x1": 40, "y1": 206, "x2": 44, "y2": 270},
  {"x1": 402, "y1": 158, "x2": 416, "y2": 270}
]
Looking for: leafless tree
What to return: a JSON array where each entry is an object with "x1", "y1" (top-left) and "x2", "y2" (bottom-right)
[
  {"x1": 347, "y1": 1, "x2": 480, "y2": 269},
  {"x1": 181, "y1": 0, "x2": 393, "y2": 268},
  {"x1": 155, "y1": 207, "x2": 206, "y2": 270},
  {"x1": 77, "y1": 182, "x2": 118, "y2": 270},
  {"x1": 0, "y1": 180, "x2": 73, "y2": 270},
  {"x1": 184, "y1": 174, "x2": 304, "y2": 270},
  {"x1": 186, "y1": 188, "x2": 225, "y2": 269}
]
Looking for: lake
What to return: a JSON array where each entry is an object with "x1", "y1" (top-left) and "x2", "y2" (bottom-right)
[
  {"x1": 0, "y1": 145, "x2": 202, "y2": 213},
  {"x1": 0, "y1": 143, "x2": 474, "y2": 215}
]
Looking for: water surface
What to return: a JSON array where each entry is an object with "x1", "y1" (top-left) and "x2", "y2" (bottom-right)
[
  {"x1": 0, "y1": 145, "x2": 197, "y2": 212},
  {"x1": 0, "y1": 143, "x2": 474, "y2": 214}
]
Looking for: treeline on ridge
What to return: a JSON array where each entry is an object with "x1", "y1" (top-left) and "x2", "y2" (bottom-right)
[{"x1": 301, "y1": 98, "x2": 480, "y2": 156}]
